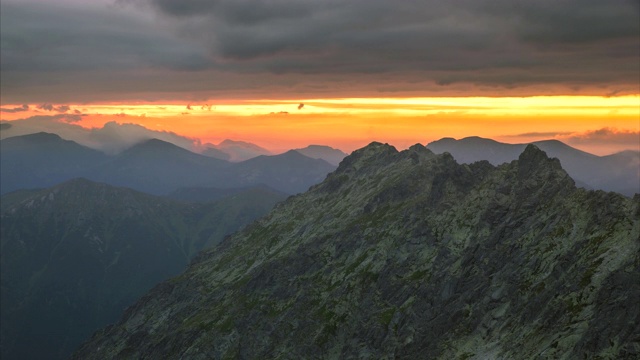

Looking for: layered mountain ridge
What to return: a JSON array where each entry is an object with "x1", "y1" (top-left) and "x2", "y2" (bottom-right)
[
  {"x1": 73, "y1": 143, "x2": 639, "y2": 359},
  {"x1": 0, "y1": 178, "x2": 287, "y2": 360},
  {"x1": 1, "y1": 134, "x2": 336, "y2": 195},
  {"x1": 426, "y1": 136, "x2": 639, "y2": 196}
]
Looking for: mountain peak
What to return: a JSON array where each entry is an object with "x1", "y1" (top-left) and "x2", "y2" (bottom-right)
[
  {"x1": 12, "y1": 132, "x2": 63, "y2": 143},
  {"x1": 516, "y1": 144, "x2": 574, "y2": 193},
  {"x1": 336, "y1": 142, "x2": 397, "y2": 173},
  {"x1": 518, "y1": 144, "x2": 560, "y2": 170},
  {"x1": 294, "y1": 145, "x2": 348, "y2": 166},
  {"x1": 71, "y1": 140, "x2": 639, "y2": 360}
]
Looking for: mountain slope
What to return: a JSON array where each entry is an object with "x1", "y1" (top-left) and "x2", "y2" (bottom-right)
[
  {"x1": 73, "y1": 143, "x2": 639, "y2": 359},
  {"x1": 213, "y1": 150, "x2": 337, "y2": 194},
  {"x1": 93, "y1": 139, "x2": 230, "y2": 195},
  {"x1": 1, "y1": 134, "x2": 335, "y2": 196},
  {"x1": 167, "y1": 184, "x2": 288, "y2": 203},
  {"x1": 0, "y1": 178, "x2": 284, "y2": 360},
  {"x1": 426, "y1": 136, "x2": 639, "y2": 196},
  {"x1": 0, "y1": 132, "x2": 108, "y2": 194}
]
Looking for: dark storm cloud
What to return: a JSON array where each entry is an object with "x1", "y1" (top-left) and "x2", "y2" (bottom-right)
[
  {"x1": 1, "y1": 1, "x2": 210, "y2": 74},
  {"x1": 1, "y1": 0, "x2": 638, "y2": 102},
  {"x1": 0, "y1": 104, "x2": 29, "y2": 113},
  {"x1": 132, "y1": 0, "x2": 640, "y2": 84}
]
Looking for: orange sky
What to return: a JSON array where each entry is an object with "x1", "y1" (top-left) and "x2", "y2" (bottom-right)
[{"x1": 2, "y1": 95, "x2": 639, "y2": 155}]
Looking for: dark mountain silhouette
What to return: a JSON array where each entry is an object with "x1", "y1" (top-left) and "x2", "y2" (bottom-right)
[
  {"x1": 426, "y1": 136, "x2": 639, "y2": 196},
  {"x1": 214, "y1": 150, "x2": 336, "y2": 194},
  {"x1": 294, "y1": 144, "x2": 348, "y2": 166},
  {"x1": 0, "y1": 132, "x2": 108, "y2": 194},
  {"x1": 1, "y1": 134, "x2": 336, "y2": 196},
  {"x1": 0, "y1": 178, "x2": 285, "y2": 360},
  {"x1": 72, "y1": 143, "x2": 639, "y2": 359},
  {"x1": 92, "y1": 139, "x2": 230, "y2": 195}
]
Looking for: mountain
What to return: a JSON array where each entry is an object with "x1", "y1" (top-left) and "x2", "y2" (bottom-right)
[
  {"x1": 201, "y1": 146, "x2": 231, "y2": 161},
  {"x1": 0, "y1": 178, "x2": 284, "y2": 360},
  {"x1": 215, "y1": 139, "x2": 272, "y2": 162},
  {"x1": 92, "y1": 138, "x2": 230, "y2": 195},
  {"x1": 72, "y1": 143, "x2": 639, "y2": 359},
  {"x1": 426, "y1": 136, "x2": 639, "y2": 196},
  {"x1": 599, "y1": 150, "x2": 640, "y2": 197},
  {"x1": 168, "y1": 184, "x2": 288, "y2": 203},
  {"x1": 294, "y1": 144, "x2": 348, "y2": 166},
  {"x1": 1, "y1": 134, "x2": 336, "y2": 196},
  {"x1": 0, "y1": 132, "x2": 108, "y2": 194},
  {"x1": 213, "y1": 150, "x2": 337, "y2": 194}
]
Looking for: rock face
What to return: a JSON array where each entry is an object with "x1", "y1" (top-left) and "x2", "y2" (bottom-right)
[{"x1": 72, "y1": 143, "x2": 640, "y2": 359}]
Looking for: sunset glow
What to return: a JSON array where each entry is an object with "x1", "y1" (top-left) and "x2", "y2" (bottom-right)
[
  {"x1": 2, "y1": 0, "x2": 639, "y2": 156},
  {"x1": 2, "y1": 95, "x2": 638, "y2": 155}
]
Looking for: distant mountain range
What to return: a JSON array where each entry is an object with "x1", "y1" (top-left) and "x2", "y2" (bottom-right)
[
  {"x1": 0, "y1": 178, "x2": 287, "y2": 360},
  {"x1": 1, "y1": 133, "x2": 336, "y2": 195},
  {"x1": 218, "y1": 139, "x2": 272, "y2": 161},
  {"x1": 427, "y1": 136, "x2": 639, "y2": 196},
  {"x1": 294, "y1": 145, "x2": 348, "y2": 166},
  {"x1": 0, "y1": 132, "x2": 108, "y2": 193},
  {"x1": 71, "y1": 143, "x2": 639, "y2": 359},
  {"x1": 2, "y1": 132, "x2": 636, "y2": 197}
]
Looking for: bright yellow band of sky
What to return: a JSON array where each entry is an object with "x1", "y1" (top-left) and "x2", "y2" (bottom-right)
[
  {"x1": 21, "y1": 95, "x2": 635, "y2": 118},
  {"x1": 2, "y1": 95, "x2": 639, "y2": 155}
]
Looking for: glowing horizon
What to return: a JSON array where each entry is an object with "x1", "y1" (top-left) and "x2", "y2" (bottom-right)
[{"x1": 1, "y1": 95, "x2": 639, "y2": 156}]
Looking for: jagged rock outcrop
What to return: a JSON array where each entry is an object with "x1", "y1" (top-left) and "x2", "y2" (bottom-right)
[{"x1": 72, "y1": 143, "x2": 640, "y2": 359}]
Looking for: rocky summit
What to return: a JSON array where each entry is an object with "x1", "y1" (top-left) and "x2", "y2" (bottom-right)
[{"x1": 73, "y1": 143, "x2": 639, "y2": 359}]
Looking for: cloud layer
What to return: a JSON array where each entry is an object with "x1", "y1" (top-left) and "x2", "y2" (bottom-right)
[
  {"x1": 0, "y1": 115, "x2": 202, "y2": 154},
  {"x1": 1, "y1": 0, "x2": 638, "y2": 102}
]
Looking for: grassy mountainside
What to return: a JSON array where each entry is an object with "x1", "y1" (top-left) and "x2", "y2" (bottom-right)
[
  {"x1": 72, "y1": 143, "x2": 639, "y2": 359},
  {"x1": 0, "y1": 178, "x2": 286, "y2": 360}
]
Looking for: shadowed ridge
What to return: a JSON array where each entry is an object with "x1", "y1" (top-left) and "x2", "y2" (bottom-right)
[
  {"x1": 335, "y1": 141, "x2": 398, "y2": 174},
  {"x1": 517, "y1": 144, "x2": 574, "y2": 184}
]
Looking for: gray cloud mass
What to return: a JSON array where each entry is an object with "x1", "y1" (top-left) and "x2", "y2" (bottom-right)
[{"x1": 1, "y1": 0, "x2": 638, "y2": 102}]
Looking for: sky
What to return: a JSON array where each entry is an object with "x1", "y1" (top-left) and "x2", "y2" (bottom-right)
[{"x1": 1, "y1": 0, "x2": 639, "y2": 154}]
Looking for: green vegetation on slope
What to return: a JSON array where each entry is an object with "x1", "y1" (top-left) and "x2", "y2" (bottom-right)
[
  {"x1": 0, "y1": 178, "x2": 286, "y2": 360},
  {"x1": 72, "y1": 144, "x2": 639, "y2": 359}
]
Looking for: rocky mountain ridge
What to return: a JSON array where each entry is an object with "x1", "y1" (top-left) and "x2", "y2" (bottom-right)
[
  {"x1": 426, "y1": 136, "x2": 639, "y2": 196},
  {"x1": 73, "y1": 143, "x2": 639, "y2": 359}
]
